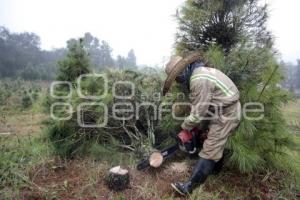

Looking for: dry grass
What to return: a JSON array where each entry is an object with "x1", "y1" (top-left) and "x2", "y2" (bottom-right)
[
  {"x1": 283, "y1": 99, "x2": 300, "y2": 135},
  {"x1": 0, "y1": 111, "x2": 47, "y2": 136}
]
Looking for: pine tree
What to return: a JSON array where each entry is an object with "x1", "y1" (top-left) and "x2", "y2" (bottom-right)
[
  {"x1": 98, "y1": 40, "x2": 115, "y2": 68},
  {"x1": 57, "y1": 38, "x2": 91, "y2": 83},
  {"x1": 21, "y1": 91, "x2": 32, "y2": 109},
  {"x1": 47, "y1": 69, "x2": 164, "y2": 158},
  {"x1": 176, "y1": 0, "x2": 270, "y2": 53},
  {"x1": 175, "y1": 0, "x2": 297, "y2": 173},
  {"x1": 47, "y1": 40, "x2": 163, "y2": 157},
  {"x1": 46, "y1": 38, "x2": 93, "y2": 156}
]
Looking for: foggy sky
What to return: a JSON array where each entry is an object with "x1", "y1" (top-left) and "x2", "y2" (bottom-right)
[{"x1": 0, "y1": 0, "x2": 299, "y2": 65}]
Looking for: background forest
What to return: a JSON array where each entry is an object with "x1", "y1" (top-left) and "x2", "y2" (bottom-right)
[{"x1": 0, "y1": 27, "x2": 138, "y2": 80}]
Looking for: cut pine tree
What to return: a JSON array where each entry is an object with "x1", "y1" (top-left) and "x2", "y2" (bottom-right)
[{"x1": 149, "y1": 152, "x2": 164, "y2": 168}]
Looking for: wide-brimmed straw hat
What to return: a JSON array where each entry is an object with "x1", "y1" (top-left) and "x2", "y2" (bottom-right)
[{"x1": 162, "y1": 51, "x2": 207, "y2": 96}]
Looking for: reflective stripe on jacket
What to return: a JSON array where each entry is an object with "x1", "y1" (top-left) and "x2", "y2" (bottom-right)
[{"x1": 181, "y1": 67, "x2": 240, "y2": 130}]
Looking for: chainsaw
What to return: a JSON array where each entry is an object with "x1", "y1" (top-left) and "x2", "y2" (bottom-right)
[{"x1": 136, "y1": 128, "x2": 207, "y2": 171}]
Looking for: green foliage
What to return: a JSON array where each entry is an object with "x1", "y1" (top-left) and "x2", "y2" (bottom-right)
[
  {"x1": 176, "y1": 0, "x2": 269, "y2": 53},
  {"x1": 215, "y1": 45, "x2": 296, "y2": 173},
  {"x1": 47, "y1": 39, "x2": 164, "y2": 158},
  {"x1": 0, "y1": 79, "x2": 42, "y2": 109},
  {"x1": 31, "y1": 89, "x2": 39, "y2": 101},
  {"x1": 57, "y1": 38, "x2": 92, "y2": 82},
  {"x1": 46, "y1": 120, "x2": 85, "y2": 157},
  {"x1": 204, "y1": 44, "x2": 297, "y2": 174},
  {"x1": 21, "y1": 91, "x2": 32, "y2": 109},
  {"x1": 0, "y1": 82, "x2": 11, "y2": 106},
  {"x1": 45, "y1": 39, "x2": 93, "y2": 156},
  {"x1": 47, "y1": 69, "x2": 164, "y2": 158},
  {"x1": 0, "y1": 135, "x2": 51, "y2": 190}
]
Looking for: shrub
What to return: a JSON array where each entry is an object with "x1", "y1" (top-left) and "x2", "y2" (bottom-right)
[{"x1": 21, "y1": 91, "x2": 32, "y2": 109}]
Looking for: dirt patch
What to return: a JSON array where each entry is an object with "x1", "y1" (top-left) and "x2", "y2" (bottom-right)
[
  {"x1": 19, "y1": 158, "x2": 190, "y2": 200},
  {"x1": 19, "y1": 159, "x2": 285, "y2": 200}
]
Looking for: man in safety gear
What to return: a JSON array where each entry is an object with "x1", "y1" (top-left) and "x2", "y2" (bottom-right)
[{"x1": 163, "y1": 52, "x2": 241, "y2": 196}]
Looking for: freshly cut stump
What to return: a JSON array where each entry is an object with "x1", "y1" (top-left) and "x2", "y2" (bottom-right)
[
  {"x1": 149, "y1": 152, "x2": 164, "y2": 168},
  {"x1": 106, "y1": 166, "x2": 129, "y2": 191}
]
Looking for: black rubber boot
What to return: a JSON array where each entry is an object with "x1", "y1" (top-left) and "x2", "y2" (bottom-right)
[
  {"x1": 171, "y1": 158, "x2": 215, "y2": 196},
  {"x1": 212, "y1": 156, "x2": 224, "y2": 175}
]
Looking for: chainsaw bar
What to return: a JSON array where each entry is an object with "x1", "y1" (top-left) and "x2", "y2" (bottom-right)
[{"x1": 136, "y1": 143, "x2": 179, "y2": 170}]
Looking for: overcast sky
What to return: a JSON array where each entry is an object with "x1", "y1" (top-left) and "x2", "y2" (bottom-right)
[{"x1": 0, "y1": 0, "x2": 299, "y2": 65}]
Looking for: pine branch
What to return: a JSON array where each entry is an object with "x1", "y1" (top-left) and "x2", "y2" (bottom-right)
[{"x1": 258, "y1": 64, "x2": 279, "y2": 101}]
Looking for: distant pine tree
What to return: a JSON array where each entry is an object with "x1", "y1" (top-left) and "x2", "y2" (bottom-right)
[
  {"x1": 22, "y1": 91, "x2": 32, "y2": 109},
  {"x1": 126, "y1": 49, "x2": 137, "y2": 69},
  {"x1": 175, "y1": 0, "x2": 297, "y2": 173},
  {"x1": 296, "y1": 60, "x2": 300, "y2": 90}
]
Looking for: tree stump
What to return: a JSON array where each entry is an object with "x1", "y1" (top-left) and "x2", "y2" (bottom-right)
[{"x1": 106, "y1": 166, "x2": 130, "y2": 191}]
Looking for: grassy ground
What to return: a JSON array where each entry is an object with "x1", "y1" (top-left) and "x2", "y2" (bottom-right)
[
  {"x1": 0, "y1": 100, "x2": 299, "y2": 199},
  {"x1": 283, "y1": 99, "x2": 300, "y2": 136}
]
